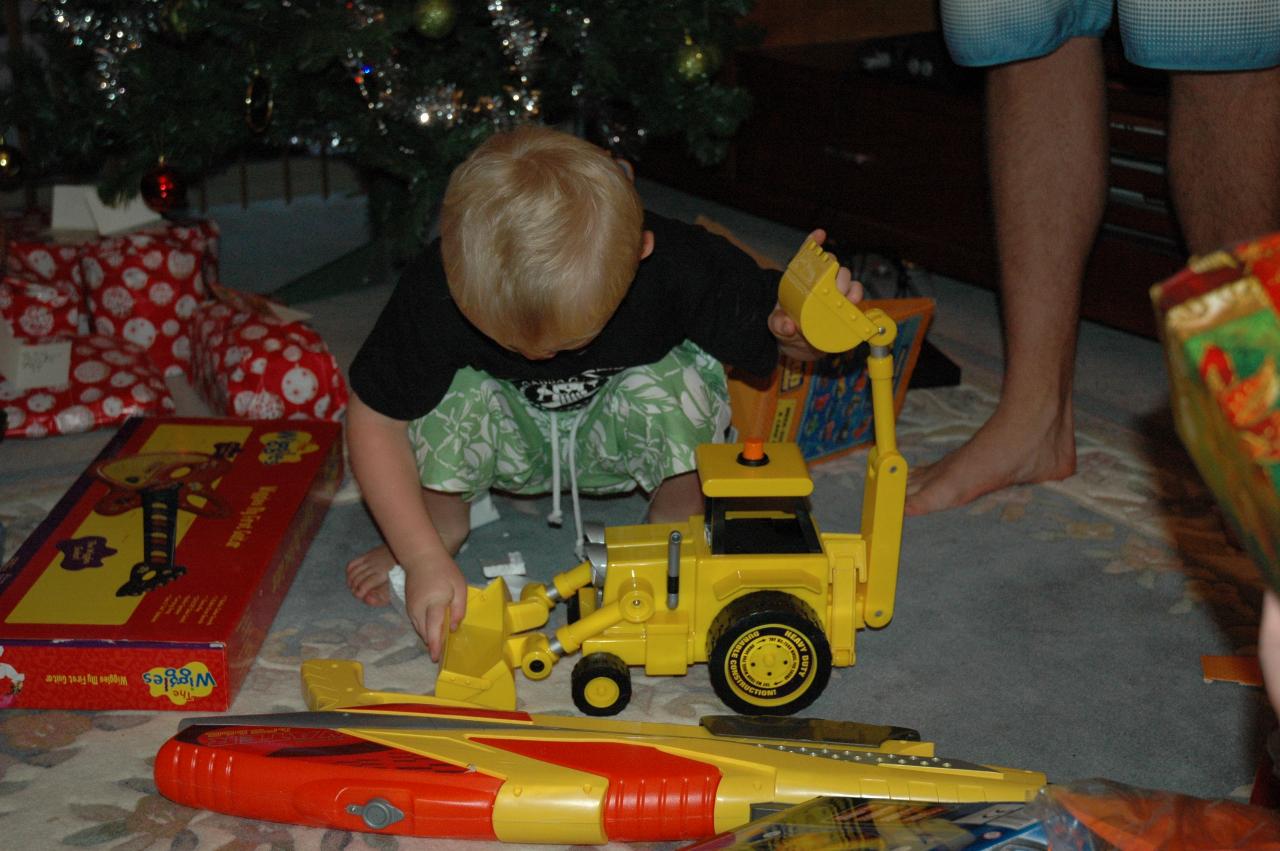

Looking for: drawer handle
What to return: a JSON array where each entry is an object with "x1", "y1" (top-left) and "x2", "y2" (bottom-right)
[{"x1": 822, "y1": 145, "x2": 874, "y2": 165}]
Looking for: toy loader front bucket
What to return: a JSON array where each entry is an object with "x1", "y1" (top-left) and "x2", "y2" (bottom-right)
[{"x1": 435, "y1": 578, "x2": 518, "y2": 709}]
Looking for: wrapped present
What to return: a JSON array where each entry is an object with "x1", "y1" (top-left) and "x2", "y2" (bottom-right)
[
  {"x1": 190, "y1": 285, "x2": 348, "y2": 421},
  {"x1": 143, "y1": 218, "x2": 221, "y2": 287},
  {"x1": 2, "y1": 210, "x2": 85, "y2": 289},
  {"x1": 0, "y1": 273, "x2": 84, "y2": 340},
  {"x1": 0, "y1": 334, "x2": 175, "y2": 439},
  {"x1": 78, "y1": 230, "x2": 209, "y2": 380},
  {"x1": 1152, "y1": 233, "x2": 1280, "y2": 586}
]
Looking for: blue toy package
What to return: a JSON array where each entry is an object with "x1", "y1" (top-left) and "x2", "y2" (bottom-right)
[
  {"x1": 728, "y1": 297, "x2": 934, "y2": 465},
  {"x1": 681, "y1": 796, "x2": 1046, "y2": 851}
]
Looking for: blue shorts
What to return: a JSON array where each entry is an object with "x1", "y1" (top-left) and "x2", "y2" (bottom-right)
[{"x1": 941, "y1": 0, "x2": 1280, "y2": 71}]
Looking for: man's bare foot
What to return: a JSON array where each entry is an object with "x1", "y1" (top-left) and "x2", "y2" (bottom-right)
[
  {"x1": 346, "y1": 546, "x2": 397, "y2": 606},
  {"x1": 905, "y1": 406, "x2": 1077, "y2": 515}
]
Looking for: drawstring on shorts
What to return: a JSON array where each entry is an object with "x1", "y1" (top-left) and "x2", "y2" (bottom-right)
[{"x1": 546, "y1": 407, "x2": 589, "y2": 559}]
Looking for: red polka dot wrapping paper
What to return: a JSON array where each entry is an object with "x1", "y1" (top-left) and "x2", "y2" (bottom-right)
[
  {"x1": 78, "y1": 230, "x2": 209, "y2": 381},
  {"x1": 4, "y1": 238, "x2": 84, "y2": 290},
  {"x1": 0, "y1": 273, "x2": 85, "y2": 340},
  {"x1": 190, "y1": 286, "x2": 348, "y2": 422},
  {"x1": 0, "y1": 334, "x2": 175, "y2": 439},
  {"x1": 140, "y1": 218, "x2": 221, "y2": 288}
]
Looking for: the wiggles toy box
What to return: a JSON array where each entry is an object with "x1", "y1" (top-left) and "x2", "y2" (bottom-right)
[{"x1": 0, "y1": 416, "x2": 342, "y2": 710}]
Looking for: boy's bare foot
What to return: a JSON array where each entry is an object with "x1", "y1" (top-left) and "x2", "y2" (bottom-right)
[
  {"x1": 905, "y1": 404, "x2": 1077, "y2": 515},
  {"x1": 647, "y1": 471, "x2": 704, "y2": 523},
  {"x1": 346, "y1": 546, "x2": 398, "y2": 606},
  {"x1": 346, "y1": 489, "x2": 472, "y2": 607}
]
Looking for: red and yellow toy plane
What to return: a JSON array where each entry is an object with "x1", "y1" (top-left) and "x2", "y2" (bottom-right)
[{"x1": 154, "y1": 659, "x2": 1047, "y2": 844}]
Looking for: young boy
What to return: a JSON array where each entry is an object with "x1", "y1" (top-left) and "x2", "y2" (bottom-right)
[{"x1": 345, "y1": 125, "x2": 860, "y2": 660}]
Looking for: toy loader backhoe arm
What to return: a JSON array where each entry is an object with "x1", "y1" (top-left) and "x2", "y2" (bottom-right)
[
  {"x1": 778, "y1": 239, "x2": 898, "y2": 355},
  {"x1": 780, "y1": 238, "x2": 906, "y2": 628}
]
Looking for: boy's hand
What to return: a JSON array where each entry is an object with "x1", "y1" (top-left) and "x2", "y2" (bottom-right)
[
  {"x1": 402, "y1": 553, "x2": 469, "y2": 662},
  {"x1": 767, "y1": 229, "x2": 864, "y2": 361}
]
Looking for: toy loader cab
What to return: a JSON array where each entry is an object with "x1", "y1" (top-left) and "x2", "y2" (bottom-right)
[{"x1": 436, "y1": 239, "x2": 909, "y2": 716}]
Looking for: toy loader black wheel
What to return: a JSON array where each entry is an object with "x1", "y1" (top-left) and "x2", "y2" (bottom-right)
[
  {"x1": 706, "y1": 591, "x2": 832, "y2": 715},
  {"x1": 571, "y1": 652, "x2": 632, "y2": 716}
]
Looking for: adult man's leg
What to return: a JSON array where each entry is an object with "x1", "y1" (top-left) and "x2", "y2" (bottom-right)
[
  {"x1": 906, "y1": 36, "x2": 1108, "y2": 514},
  {"x1": 1166, "y1": 66, "x2": 1280, "y2": 254}
]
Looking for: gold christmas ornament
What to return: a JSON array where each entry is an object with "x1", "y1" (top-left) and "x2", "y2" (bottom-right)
[
  {"x1": 675, "y1": 35, "x2": 715, "y2": 83},
  {"x1": 0, "y1": 143, "x2": 23, "y2": 190},
  {"x1": 413, "y1": 0, "x2": 457, "y2": 39}
]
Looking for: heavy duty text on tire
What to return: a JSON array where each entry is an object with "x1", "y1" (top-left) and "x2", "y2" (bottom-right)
[{"x1": 706, "y1": 591, "x2": 832, "y2": 715}]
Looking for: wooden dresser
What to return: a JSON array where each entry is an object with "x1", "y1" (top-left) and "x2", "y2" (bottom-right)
[{"x1": 642, "y1": 32, "x2": 1184, "y2": 338}]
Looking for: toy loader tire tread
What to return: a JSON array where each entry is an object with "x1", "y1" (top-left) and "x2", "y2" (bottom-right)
[
  {"x1": 706, "y1": 591, "x2": 832, "y2": 716},
  {"x1": 571, "y1": 652, "x2": 632, "y2": 716}
]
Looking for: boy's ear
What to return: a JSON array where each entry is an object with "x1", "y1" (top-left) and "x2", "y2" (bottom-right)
[{"x1": 640, "y1": 230, "x2": 655, "y2": 260}]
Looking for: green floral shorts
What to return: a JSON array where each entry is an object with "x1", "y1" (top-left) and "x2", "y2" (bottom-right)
[{"x1": 406, "y1": 340, "x2": 730, "y2": 501}]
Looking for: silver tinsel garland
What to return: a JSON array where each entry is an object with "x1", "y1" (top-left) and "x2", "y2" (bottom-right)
[{"x1": 38, "y1": 1, "x2": 606, "y2": 151}]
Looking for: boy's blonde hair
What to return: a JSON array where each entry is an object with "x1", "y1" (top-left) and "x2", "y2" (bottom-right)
[{"x1": 439, "y1": 124, "x2": 645, "y2": 352}]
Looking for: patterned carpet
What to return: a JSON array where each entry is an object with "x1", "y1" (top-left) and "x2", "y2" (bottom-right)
[
  {"x1": 0, "y1": 183, "x2": 1270, "y2": 847},
  {"x1": 0, "y1": 348, "x2": 1266, "y2": 849}
]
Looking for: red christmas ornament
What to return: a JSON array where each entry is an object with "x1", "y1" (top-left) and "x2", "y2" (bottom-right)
[{"x1": 140, "y1": 162, "x2": 187, "y2": 213}]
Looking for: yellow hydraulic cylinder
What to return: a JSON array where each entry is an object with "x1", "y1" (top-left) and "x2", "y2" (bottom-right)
[
  {"x1": 860, "y1": 350, "x2": 907, "y2": 629},
  {"x1": 554, "y1": 576, "x2": 654, "y2": 655},
  {"x1": 551, "y1": 561, "x2": 594, "y2": 601}
]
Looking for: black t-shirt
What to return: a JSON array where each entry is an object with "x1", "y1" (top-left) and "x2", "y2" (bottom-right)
[{"x1": 349, "y1": 212, "x2": 781, "y2": 421}]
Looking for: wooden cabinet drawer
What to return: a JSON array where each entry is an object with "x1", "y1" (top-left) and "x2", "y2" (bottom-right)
[{"x1": 640, "y1": 33, "x2": 1178, "y2": 338}]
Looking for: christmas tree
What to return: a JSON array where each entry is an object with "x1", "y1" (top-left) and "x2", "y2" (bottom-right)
[{"x1": 3, "y1": 0, "x2": 757, "y2": 256}]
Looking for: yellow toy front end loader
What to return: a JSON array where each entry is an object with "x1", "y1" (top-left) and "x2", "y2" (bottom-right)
[{"x1": 437, "y1": 238, "x2": 908, "y2": 716}]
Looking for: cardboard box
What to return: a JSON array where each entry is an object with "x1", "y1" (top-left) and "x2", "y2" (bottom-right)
[
  {"x1": 1152, "y1": 237, "x2": 1280, "y2": 588},
  {"x1": 0, "y1": 416, "x2": 342, "y2": 710},
  {"x1": 729, "y1": 297, "x2": 934, "y2": 463}
]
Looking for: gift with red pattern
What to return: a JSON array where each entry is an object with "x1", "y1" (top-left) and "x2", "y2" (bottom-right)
[
  {"x1": 2, "y1": 210, "x2": 84, "y2": 290},
  {"x1": 190, "y1": 284, "x2": 348, "y2": 421},
  {"x1": 0, "y1": 334, "x2": 175, "y2": 439},
  {"x1": 0, "y1": 272, "x2": 84, "y2": 340},
  {"x1": 78, "y1": 230, "x2": 208, "y2": 379},
  {"x1": 1153, "y1": 232, "x2": 1280, "y2": 588},
  {"x1": 141, "y1": 218, "x2": 222, "y2": 287}
]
